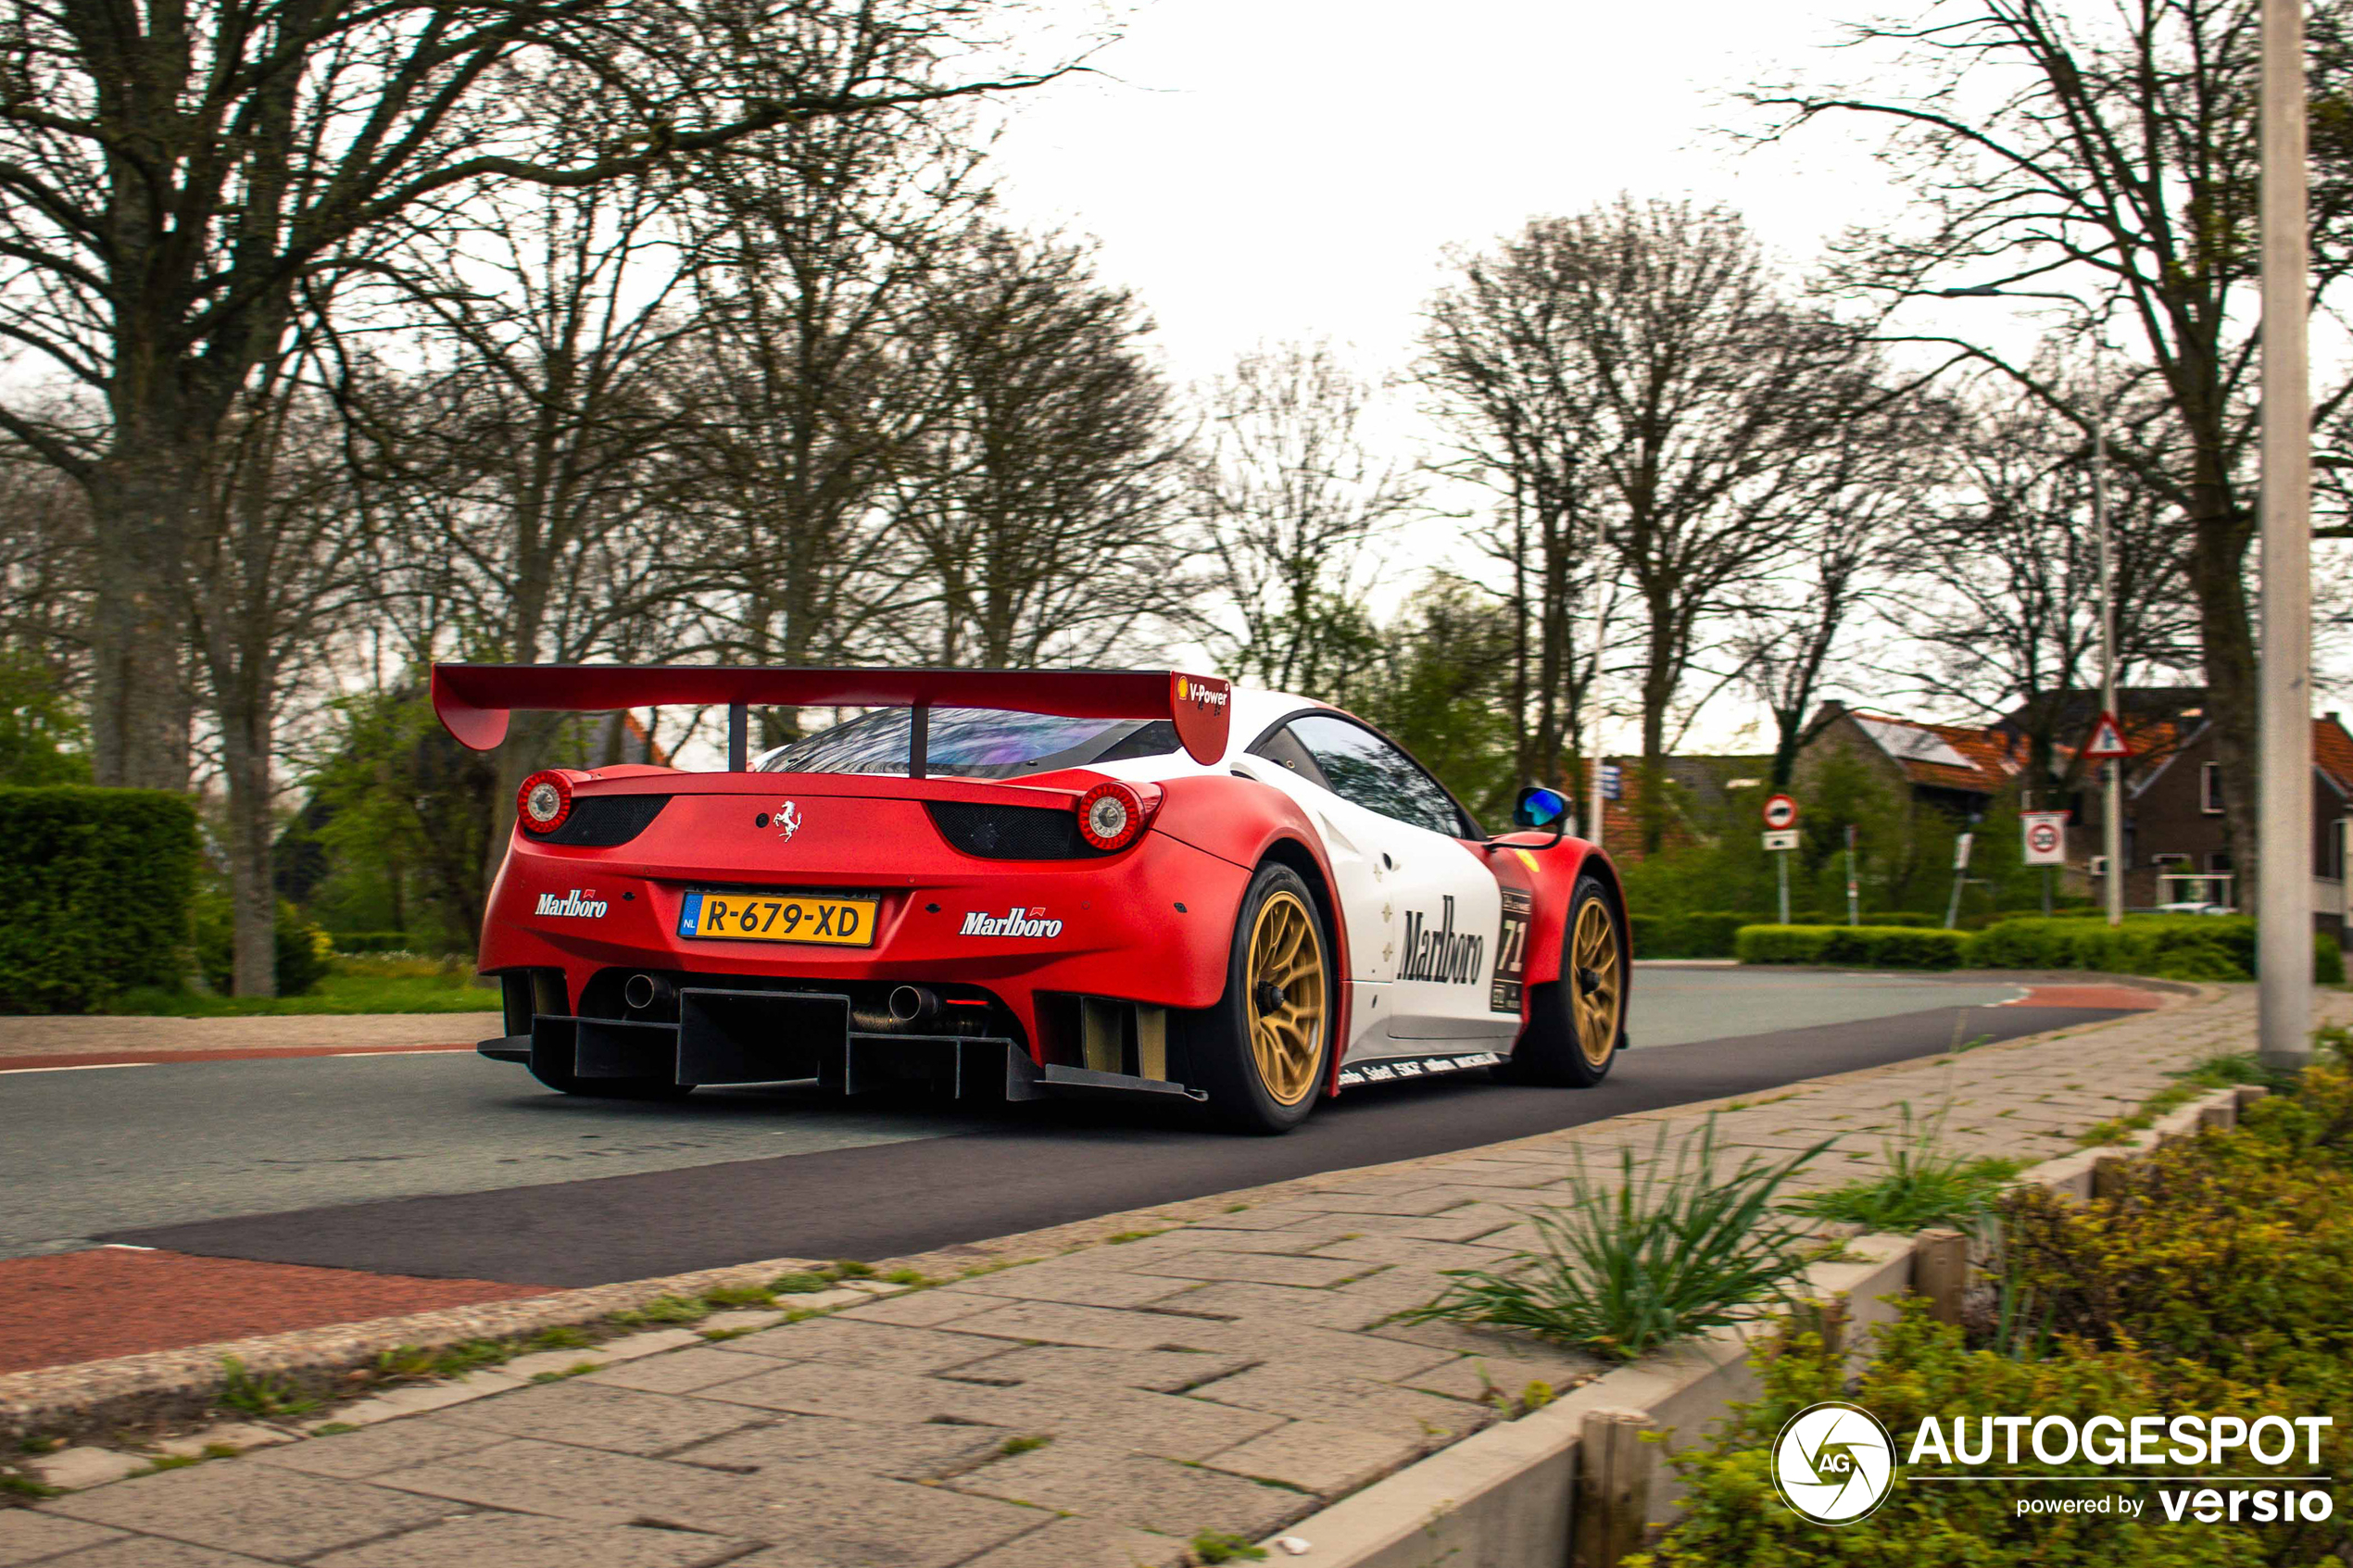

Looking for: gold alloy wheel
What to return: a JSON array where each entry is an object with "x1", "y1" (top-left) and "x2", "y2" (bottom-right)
[
  {"x1": 1246, "y1": 889, "x2": 1327, "y2": 1105},
  {"x1": 1570, "y1": 897, "x2": 1622, "y2": 1068}
]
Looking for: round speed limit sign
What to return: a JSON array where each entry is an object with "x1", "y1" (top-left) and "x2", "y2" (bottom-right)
[{"x1": 1762, "y1": 794, "x2": 1799, "y2": 831}]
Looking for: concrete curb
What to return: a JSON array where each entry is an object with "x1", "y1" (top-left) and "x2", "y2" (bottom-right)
[
  {"x1": 1253, "y1": 1083, "x2": 2253, "y2": 1568},
  {"x1": 0, "y1": 1252, "x2": 849, "y2": 1441}
]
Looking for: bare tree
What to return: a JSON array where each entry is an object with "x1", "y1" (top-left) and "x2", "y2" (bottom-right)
[
  {"x1": 673, "y1": 101, "x2": 986, "y2": 738},
  {"x1": 1435, "y1": 198, "x2": 1901, "y2": 852},
  {"x1": 885, "y1": 229, "x2": 1188, "y2": 667},
  {"x1": 1892, "y1": 365, "x2": 2199, "y2": 788},
  {"x1": 0, "y1": 0, "x2": 1070, "y2": 790},
  {"x1": 341, "y1": 172, "x2": 709, "y2": 899},
  {"x1": 1190, "y1": 340, "x2": 1417, "y2": 694},
  {"x1": 1730, "y1": 383, "x2": 1944, "y2": 790},
  {"x1": 1419, "y1": 239, "x2": 1607, "y2": 797},
  {"x1": 186, "y1": 334, "x2": 377, "y2": 995},
  {"x1": 1746, "y1": 0, "x2": 2353, "y2": 900}
]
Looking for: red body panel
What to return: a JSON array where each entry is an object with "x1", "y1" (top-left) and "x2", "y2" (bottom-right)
[
  {"x1": 1482, "y1": 832, "x2": 1610, "y2": 994},
  {"x1": 478, "y1": 770, "x2": 1302, "y2": 1067}
]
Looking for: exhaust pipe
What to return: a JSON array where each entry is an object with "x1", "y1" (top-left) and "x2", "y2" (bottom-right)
[
  {"x1": 888, "y1": 985, "x2": 940, "y2": 1024},
  {"x1": 623, "y1": 972, "x2": 675, "y2": 1011}
]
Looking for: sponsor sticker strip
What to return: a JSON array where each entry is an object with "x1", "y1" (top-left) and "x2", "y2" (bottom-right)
[{"x1": 1336, "y1": 1050, "x2": 1501, "y2": 1087}]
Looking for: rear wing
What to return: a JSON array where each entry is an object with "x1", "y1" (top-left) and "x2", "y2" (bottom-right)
[{"x1": 430, "y1": 663, "x2": 1235, "y2": 771}]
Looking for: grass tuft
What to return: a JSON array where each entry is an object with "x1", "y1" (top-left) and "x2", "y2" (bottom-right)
[
  {"x1": 770, "y1": 1272, "x2": 833, "y2": 1294},
  {"x1": 1401, "y1": 1115, "x2": 1829, "y2": 1363},
  {"x1": 218, "y1": 1358, "x2": 318, "y2": 1418},
  {"x1": 1782, "y1": 1105, "x2": 2025, "y2": 1233},
  {"x1": 999, "y1": 1435, "x2": 1051, "y2": 1456},
  {"x1": 1190, "y1": 1530, "x2": 1268, "y2": 1564}
]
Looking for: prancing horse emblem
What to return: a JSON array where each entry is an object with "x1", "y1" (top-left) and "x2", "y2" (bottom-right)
[{"x1": 776, "y1": 801, "x2": 802, "y2": 841}]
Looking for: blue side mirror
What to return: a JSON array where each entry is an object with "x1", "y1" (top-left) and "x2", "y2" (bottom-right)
[{"x1": 1513, "y1": 786, "x2": 1568, "y2": 830}]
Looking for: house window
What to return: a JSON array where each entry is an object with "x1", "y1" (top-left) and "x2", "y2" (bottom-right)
[{"x1": 2201, "y1": 762, "x2": 2223, "y2": 814}]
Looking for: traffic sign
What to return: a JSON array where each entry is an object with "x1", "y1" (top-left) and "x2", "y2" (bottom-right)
[
  {"x1": 1763, "y1": 829, "x2": 1800, "y2": 851},
  {"x1": 1762, "y1": 794, "x2": 1799, "y2": 831},
  {"x1": 2021, "y1": 810, "x2": 2068, "y2": 866},
  {"x1": 2082, "y1": 710, "x2": 2133, "y2": 760}
]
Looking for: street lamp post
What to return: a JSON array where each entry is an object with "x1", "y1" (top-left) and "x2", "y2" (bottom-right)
[
  {"x1": 2258, "y1": 0, "x2": 2313, "y2": 1070},
  {"x1": 1935, "y1": 285, "x2": 2123, "y2": 928}
]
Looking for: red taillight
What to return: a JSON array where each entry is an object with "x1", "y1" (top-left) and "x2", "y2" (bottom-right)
[
  {"x1": 517, "y1": 771, "x2": 573, "y2": 834},
  {"x1": 1076, "y1": 781, "x2": 1147, "y2": 851}
]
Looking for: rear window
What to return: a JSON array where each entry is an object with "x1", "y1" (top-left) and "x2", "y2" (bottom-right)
[{"x1": 755, "y1": 709, "x2": 1179, "y2": 780}]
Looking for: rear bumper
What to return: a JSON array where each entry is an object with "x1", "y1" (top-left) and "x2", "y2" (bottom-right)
[{"x1": 477, "y1": 982, "x2": 1203, "y2": 1102}]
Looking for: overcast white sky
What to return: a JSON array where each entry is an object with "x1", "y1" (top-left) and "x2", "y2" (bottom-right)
[
  {"x1": 974, "y1": 0, "x2": 1938, "y2": 752},
  {"x1": 986, "y1": 0, "x2": 1904, "y2": 383}
]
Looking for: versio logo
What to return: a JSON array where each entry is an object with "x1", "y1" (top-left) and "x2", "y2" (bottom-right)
[{"x1": 1773, "y1": 1401, "x2": 1896, "y2": 1525}]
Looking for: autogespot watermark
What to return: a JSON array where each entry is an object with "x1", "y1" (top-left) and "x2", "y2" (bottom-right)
[{"x1": 1768, "y1": 1406, "x2": 2338, "y2": 1528}]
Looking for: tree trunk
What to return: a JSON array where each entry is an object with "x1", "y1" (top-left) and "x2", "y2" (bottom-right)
[
  {"x1": 84, "y1": 440, "x2": 197, "y2": 790},
  {"x1": 219, "y1": 686, "x2": 278, "y2": 997},
  {"x1": 1639, "y1": 592, "x2": 1678, "y2": 857},
  {"x1": 2189, "y1": 501, "x2": 2260, "y2": 909}
]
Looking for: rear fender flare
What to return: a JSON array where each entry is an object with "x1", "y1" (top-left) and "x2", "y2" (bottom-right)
[{"x1": 1152, "y1": 775, "x2": 1353, "y2": 1096}]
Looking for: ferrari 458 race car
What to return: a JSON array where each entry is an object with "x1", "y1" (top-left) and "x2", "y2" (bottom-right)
[{"x1": 436, "y1": 664, "x2": 1629, "y2": 1134}]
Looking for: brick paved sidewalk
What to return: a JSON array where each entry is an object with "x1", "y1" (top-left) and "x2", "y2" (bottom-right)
[
  {"x1": 0, "y1": 985, "x2": 2332, "y2": 1568},
  {"x1": 0, "y1": 1013, "x2": 499, "y2": 1065}
]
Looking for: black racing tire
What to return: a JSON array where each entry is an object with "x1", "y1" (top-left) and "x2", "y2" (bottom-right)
[
  {"x1": 1179, "y1": 863, "x2": 1336, "y2": 1135},
  {"x1": 526, "y1": 1060, "x2": 695, "y2": 1100},
  {"x1": 1496, "y1": 872, "x2": 1627, "y2": 1087}
]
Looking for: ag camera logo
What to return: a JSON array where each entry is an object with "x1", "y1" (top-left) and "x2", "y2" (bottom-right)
[{"x1": 1773, "y1": 1401, "x2": 1896, "y2": 1525}]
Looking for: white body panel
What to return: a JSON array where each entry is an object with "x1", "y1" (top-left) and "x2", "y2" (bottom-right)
[{"x1": 1119, "y1": 685, "x2": 1523, "y2": 1066}]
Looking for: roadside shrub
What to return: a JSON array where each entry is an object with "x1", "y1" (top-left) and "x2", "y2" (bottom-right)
[
  {"x1": 1960, "y1": 914, "x2": 2342, "y2": 981},
  {"x1": 0, "y1": 786, "x2": 197, "y2": 1013},
  {"x1": 1734, "y1": 924, "x2": 1969, "y2": 969},
  {"x1": 2000, "y1": 1071, "x2": 2353, "y2": 1387},
  {"x1": 1735, "y1": 925, "x2": 1832, "y2": 964},
  {"x1": 1628, "y1": 912, "x2": 1663, "y2": 957},
  {"x1": 1631, "y1": 911, "x2": 1755, "y2": 959},
  {"x1": 1401, "y1": 1117, "x2": 1829, "y2": 1362},
  {"x1": 194, "y1": 895, "x2": 331, "y2": 997},
  {"x1": 1629, "y1": 1311, "x2": 2272, "y2": 1567}
]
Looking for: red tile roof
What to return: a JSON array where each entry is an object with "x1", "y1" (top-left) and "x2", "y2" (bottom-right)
[
  {"x1": 1845, "y1": 712, "x2": 2023, "y2": 795},
  {"x1": 2314, "y1": 716, "x2": 2353, "y2": 794}
]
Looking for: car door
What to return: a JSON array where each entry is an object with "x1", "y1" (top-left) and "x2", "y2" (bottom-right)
[{"x1": 1275, "y1": 715, "x2": 1514, "y2": 1050}]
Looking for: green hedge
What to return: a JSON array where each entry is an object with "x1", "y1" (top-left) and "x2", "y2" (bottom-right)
[
  {"x1": 0, "y1": 786, "x2": 197, "y2": 1012},
  {"x1": 1734, "y1": 924, "x2": 1971, "y2": 970},
  {"x1": 329, "y1": 930, "x2": 419, "y2": 954},
  {"x1": 1636, "y1": 912, "x2": 1949, "y2": 958},
  {"x1": 1736, "y1": 913, "x2": 2347, "y2": 983},
  {"x1": 193, "y1": 895, "x2": 330, "y2": 997}
]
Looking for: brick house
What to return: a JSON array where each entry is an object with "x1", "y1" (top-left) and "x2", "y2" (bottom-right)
[
  {"x1": 1794, "y1": 704, "x2": 2023, "y2": 819},
  {"x1": 2064, "y1": 706, "x2": 2353, "y2": 923},
  {"x1": 1579, "y1": 754, "x2": 1771, "y2": 861}
]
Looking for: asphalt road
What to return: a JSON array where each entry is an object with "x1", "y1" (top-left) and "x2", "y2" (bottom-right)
[{"x1": 4, "y1": 969, "x2": 2127, "y2": 1286}]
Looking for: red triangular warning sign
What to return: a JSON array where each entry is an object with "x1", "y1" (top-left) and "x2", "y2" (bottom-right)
[{"x1": 2082, "y1": 709, "x2": 2133, "y2": 760}]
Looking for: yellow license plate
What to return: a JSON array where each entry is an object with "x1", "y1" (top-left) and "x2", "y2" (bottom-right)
[{"x1": 677, "y1": 890, "x2": 879, "y2": 947}]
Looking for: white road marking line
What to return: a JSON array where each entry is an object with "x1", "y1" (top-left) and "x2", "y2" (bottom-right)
[
  {"x1": 0, "y1": 1062, "x2": 157, "y2": 1075},
  {"x1": 326, "y1": 1048, "x2": 472, "y2": 1057}
]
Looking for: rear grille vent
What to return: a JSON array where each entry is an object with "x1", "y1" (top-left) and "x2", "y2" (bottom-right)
[
  {"x1": 926, "y1": 801, "x2": 1107, "y2": 860},
  {"x1": 540, "y1": 795, "x2": 670, "y2": 847}
]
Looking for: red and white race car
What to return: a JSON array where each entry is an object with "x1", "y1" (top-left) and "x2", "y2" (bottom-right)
[{"x1": 435, "y1": 664, "x2": 1629, "y2": 1134}]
